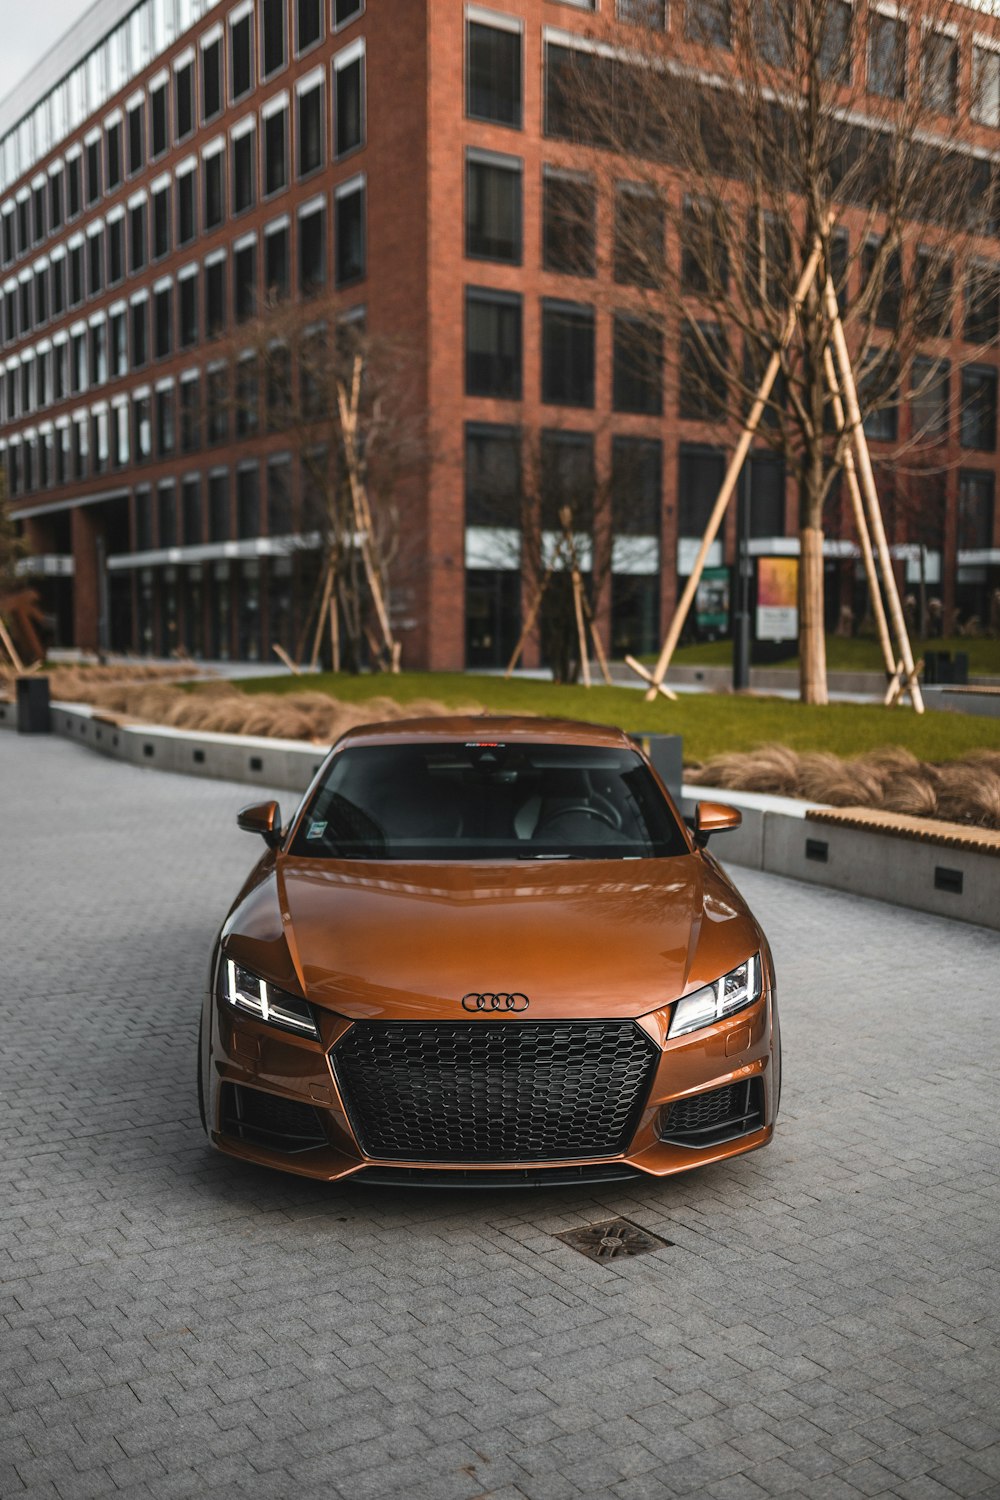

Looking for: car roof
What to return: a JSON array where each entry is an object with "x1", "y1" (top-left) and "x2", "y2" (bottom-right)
[{"x1": 333, "y1": 714, "x2": 637, "y2": 750}]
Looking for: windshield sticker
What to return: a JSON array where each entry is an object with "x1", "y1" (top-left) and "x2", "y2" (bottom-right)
[{"x1": 306, "y1": 820, "x2": 327, "y2": 840}]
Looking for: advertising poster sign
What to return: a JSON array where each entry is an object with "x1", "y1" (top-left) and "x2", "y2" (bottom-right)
[
  {"x1": 756, "y1": 557, "x2": 799, "y2": 641},
  {"x1": 695, "y1": 566, "x2": 730, "y2": 637}
]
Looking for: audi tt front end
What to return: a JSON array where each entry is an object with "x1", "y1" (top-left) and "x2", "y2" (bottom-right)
[{"x1": 198, "y1": 716, "x2": 780, "y2": 1186}]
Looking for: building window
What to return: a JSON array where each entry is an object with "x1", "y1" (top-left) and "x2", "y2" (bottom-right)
[
  {"x1": 265, "y1": 220, "x2": 291, "y2": 298},
  {"x1": 266, "y1": 343, "x2": 291, "y2": 429},
  {"x1": 89, "y1": 320, "x2": 108, "y2": 386},
  {"x1": 466, "y1": 150, "x2": 521, "y2": 264},
  {"x1": 48, "y1": 170, "x2": 64, "y2": 232},
  {"x1": 203, "y1": 147, "x2": 224, "y2": 229},
  {"x1": 85, "y1": 138, "x2": 101, "y2": 204},
  {"x1": 869, "y1": 12, "x2": 906, "y2": 99},
  {"x1": 467, "y1": 21, "x2": 522, "y2": 128},
  {"x1": 612, "y1": 435, "x2": 661, "y2": 537},
  {"x1": 819, "y1": 0, "x2": 852, "y2": 83},
  {"x1": 178, "y1": 274, "x2": 198, "y2": 350},
  {"x1": 614, "y1": 184, "x2": 664, "y2": 288},
  {"x1": 106, "y1": 119, "x2": 123, "y2": 190},
  {"x1": 232, "y1": 125, "x2": 256, "y2": 213},
  {"x1": 236, "y1": 355, "x2": 260, "y2": 435},
  {"x1": 685, "y1": 0, "x2": 731, "y2": 48},
  {"x1": 152, "y1": 185, "x2": 171, "y2": 260},
  {"x1": 960, "y1": 366, "x2": 997, "y2": 451},
  {"x1": 964, "y1": 264, "x2": 1000, "y2": 344},
  {"x1": 73, "y1": 415, "x2": 88, "y2": 479},
  {"x1": 958, "y1": 471, "x2": 995, "y2": 549},
  {"x1": 175, "y1": 58, "x2": 195, "y2": 140},
  {"x1": 71, "y1": 330, "x2": 86, "y2": 392},
  {"x1": 335, "y1": 0, "x2": 364, "y2": 27},
  {"x1": 677, "y1": 445, "x2": 724, "y2": 568},
  {"x1": 262, "y1": 0, "x2": 288, "y2": 78},
  {"x1": 209, "y1": 471, "x2": 231, "y2": 541},
  {"x1": 34, "y1": 269, "x2": 48, "y2": 328},
  {"x1": 267, "y1": 454, "x2": 293, "y2": 533},
  {"x1": 335, "y1": 178, "x2": 365, "y2": 284},
  {"x1": 231, "y1": 9, "x2": 254, "y2": 100},
  {"x1": 182, "y1": 476, "x2": 203, "y2": 544},
  {"x1": 67, "y1": 156, "x2": 82, "y2": 218},
  {"x1": 180, "y1": 374, "x2": 200, "y2": 451},
  {"x1": 129, "y1": 201, "x2": 147, "y2": 274},
  {"x1": 207, "y1": 365, "x2": 229, "y2": 443},
  {"x1": 299, "y1": 203, "x2": 326, "y2": 294},
  {"x1": 542, "y1": 169, "x2": 596, "y2": 277},
  {"x1": 861, "y1": 238, "x2": 902, "y2": 329},
  {"x1": 263, "y1": 103, "x2": 289, "y2": 196},
  {"x1": 679, "y1": 320, "x2": 729, "y2": 421},
  {"x1": 237, "y1": 464, "x2": 261, "y2": 536},
  {"x1": 911, "y1": 357, "x2": 949, "y2": 443},
  {"x1": 618, "y1": 0, "x2": 665, "y2": 27},
  {"x1": 151, "y1": 81, "x2": 168, "y2": 157},
  {"x1": 110, "y1": 308, "x2": 127, "y2": 377},
  {"x1": 202, "y1": 34, "x2": 223, "y2": 122},
  {"x1": 465, "y1": 287, "x2": 522, "y2": 399},
  {"x1": 465, "y1": 422, "x2": 521, "y2": 527},
  {"x1": 613, "y1": 313, "x2": 663, "y2": 415},
  {"x1": 860, "y1": 352, "x2": 899, "y2": 442},
  {"x1": 88, "y1": 228, "x2": 104, "y2": 296},
  {"x1": 334, "y1": 45, "x2": 365, "y2": 157},
  {"x1": 108, "y1": 216, "x2": 124, "y2": 283},
  {"x1": 541, "y1": 299, "x2": 594, "y2": 408},
  {"x1": 297, "y1": 0, "x2": 323, "y2": 53},
  {"x1": 922, "y1": 30, "x2": 957, "y2": 115},
  {"x1": 234, "y1": 239, "x2": 257, "y2": 321},
  {"x1": 135, "y1": 487, "x2": 153, "y2": 549},
  {"x1": 914, "y1": 247, "x2": 953, "y2": 339},
  {"x1": 154, "y1": 283, "x2": 173, "y2": 359},
  {"x1": 131, "y1": 298, "x2": 149, "y2": 368},
  {"x1": 92, "y1": 408, "x2": 110, "y2": 475},
  {"x1": 205, "y1": 257, "x2": 227, "y2": 337},
  {"x1": 681, "y1": 196, "x2": 729, "y2": 294},
  {"x1": 539, "y1": 429, "x2": 594, "y2": 533},
  {"x1": 177, "y1": 170, "x2": 196, "y2": 245},
  {"x1": 973, "y1": 45, "x2": 1000, "y2": 128},
  {"x1": 297, "y1": 76, "x2": 325, "y2": 176},
  {"x1": 157, "y1": 388, "x2": 175, "y2": 457},
  {"x1": 128, "y1": 99, "x2": 145, "y2": 175}
]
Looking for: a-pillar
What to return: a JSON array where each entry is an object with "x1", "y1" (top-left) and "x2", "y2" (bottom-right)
[{"x1": 71, "y1": 506, "x2": 104, "y2": 652}]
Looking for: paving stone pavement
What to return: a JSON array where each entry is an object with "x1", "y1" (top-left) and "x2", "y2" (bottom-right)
[{"x1": 2, "y1": 732, "x2": 1000, "y2": 1500}]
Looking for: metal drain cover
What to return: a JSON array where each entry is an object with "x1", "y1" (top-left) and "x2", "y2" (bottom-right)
[{"x1": 556, "y1": 1216, "x2": 672, "y2": 1264}]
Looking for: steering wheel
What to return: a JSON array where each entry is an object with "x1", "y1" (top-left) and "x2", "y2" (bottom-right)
[{"x1": 536, "y1": 803, "x2": 620, "y2": 834}]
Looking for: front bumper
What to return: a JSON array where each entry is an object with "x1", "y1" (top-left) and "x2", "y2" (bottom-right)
[{"x1": 201, "y1": 976, "x2": 778, "y2": 1183}]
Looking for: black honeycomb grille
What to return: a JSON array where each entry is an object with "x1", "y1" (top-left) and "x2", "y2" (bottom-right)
[
  {"x1": 331, "y1": 1020, "x2": 658, "y2": 1162},
  {"x1": 660, "y1": 1079, "x2": 764, "y2": 1147}
]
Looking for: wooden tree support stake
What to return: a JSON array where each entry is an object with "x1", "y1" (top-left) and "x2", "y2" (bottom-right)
[
  {"x1": 272, "y1": 643, "x2": 301, "y2": 675},
  {"x1": 0, "y1": 614, "x2": 25, "y2": 674}
]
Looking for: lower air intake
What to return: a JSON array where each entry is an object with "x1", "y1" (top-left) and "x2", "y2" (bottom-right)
[
  {"x1": 331, "y1": 1020, "x2": 658, "y2": 1162},
  {"x1": 660, "y1": 1078, "x2": 764, "y2": 1147},
  {"x1": 220, "y1": 1083, "x2": 327, "y2": 1152}
]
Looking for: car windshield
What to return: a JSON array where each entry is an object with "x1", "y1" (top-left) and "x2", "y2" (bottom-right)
[{"x1": 289, "y1": 740, "x2": 689, "y2": 861}]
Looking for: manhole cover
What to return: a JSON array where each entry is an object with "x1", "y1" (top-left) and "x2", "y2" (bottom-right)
[{"x1": 556, "y1": 1216, "x2": 672, "y2": 1264}]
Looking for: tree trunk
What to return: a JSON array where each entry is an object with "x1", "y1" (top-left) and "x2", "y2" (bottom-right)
[{"x1": 799, "y1": 525, "x2": 828, "y2": 705}]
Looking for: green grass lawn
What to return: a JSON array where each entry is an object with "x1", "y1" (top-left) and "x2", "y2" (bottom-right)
[
  {"x1": 666, "y1": 634, "x2": 1000, "y2": 675},
  {"x1": 231, "y1": 669, "x2": 1000, "y2": 764}
]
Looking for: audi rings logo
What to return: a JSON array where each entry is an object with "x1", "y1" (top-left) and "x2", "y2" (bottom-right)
[{"x1": 461, "y1": 992, "x2": 530, "y2": 1012}]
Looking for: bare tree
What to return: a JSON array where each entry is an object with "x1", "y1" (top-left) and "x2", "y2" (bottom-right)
[
  {"x1": 221, "y1": 294, "x2": 425, "y2": 671},
  {"x1": 551, "y1": 0, "x2": 999, "y2": 701}
]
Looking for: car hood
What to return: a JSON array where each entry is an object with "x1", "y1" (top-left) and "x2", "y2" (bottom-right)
[{"x1": 224, "y1": 854, "x2": 761, "y2": 1021}]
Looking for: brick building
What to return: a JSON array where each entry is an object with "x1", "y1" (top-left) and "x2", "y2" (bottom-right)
[{"x1": 2, "y1": 0, "x2": 1000, "y2": 669}]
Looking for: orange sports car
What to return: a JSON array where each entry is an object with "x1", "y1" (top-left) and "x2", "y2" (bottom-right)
[{"x1": 198, "y1": 716, "x2": 780, "y2": 1186}]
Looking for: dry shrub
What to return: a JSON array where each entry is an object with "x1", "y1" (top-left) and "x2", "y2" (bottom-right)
[
  {"x1": 687, "y1": 744, "x2": 1000, "y2": 829},
  {"x1": 693, "y1": 744, "x2": 799, "y2": 795},
  {"x1": 934, "y1": 763, "x2": 1000, "y2": 827}
]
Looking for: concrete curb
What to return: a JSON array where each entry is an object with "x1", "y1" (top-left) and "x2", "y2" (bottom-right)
[{"x1": 3, "y1": 695, "x2": 997, "y2": 930}]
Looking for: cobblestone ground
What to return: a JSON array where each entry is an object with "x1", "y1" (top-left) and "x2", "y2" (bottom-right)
[{"x1": 2, "y1": 733, "x2": 1000, "y2": 1500}]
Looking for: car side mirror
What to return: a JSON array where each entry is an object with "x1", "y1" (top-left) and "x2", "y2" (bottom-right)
[
  {"x1": 237, "y1": 800, "x2": 283, "y2": 849},
  {"x1": 693, "y1": 801, "x2": 742, "y2": 848}
]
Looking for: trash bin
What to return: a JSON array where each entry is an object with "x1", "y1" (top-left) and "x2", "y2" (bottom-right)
[
  {"x1": 16, "y1": 676, "x2": 51, "y2": 734},
  {"x1": 637, "y1": 733, "x2": 683, "y2": 806}
]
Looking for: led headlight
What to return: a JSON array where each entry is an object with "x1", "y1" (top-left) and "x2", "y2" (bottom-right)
[
  {"x1": 222, "y1": 958, "x2": 320, "y2": 1039},
  {"x1": 668, "y1": 955, "x2": 762, "y2": 1039}
]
